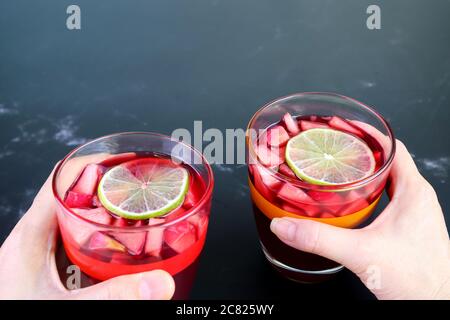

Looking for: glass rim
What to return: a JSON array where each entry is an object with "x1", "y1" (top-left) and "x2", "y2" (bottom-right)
[
  {"x1": 246, "y1": 92, "x2": 396, "y2": 191},
  {"x1": 52, "y1": 131, "x2": 214, "y2": 230}
]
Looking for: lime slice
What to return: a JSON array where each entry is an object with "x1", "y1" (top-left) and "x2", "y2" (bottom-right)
[
  {"x1": 285, "y1": 128, "x2": 375, "y2": 185},
  {"x1": 98, "y1": 159, "x2": 189, "y2": 219}
]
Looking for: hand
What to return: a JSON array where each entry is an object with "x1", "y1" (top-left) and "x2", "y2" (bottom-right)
[
  {"x1": 270, "y1": 140, "x2": 450, "y2": 299},
  {"x1": 0, "y1": 165, "x2": 175, "y2": 300}
]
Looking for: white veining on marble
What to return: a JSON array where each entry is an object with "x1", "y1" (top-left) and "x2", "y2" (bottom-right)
[
  {"x1": 53, "y1": 116, "x2": 88, "y2": 146},
  {"x1": 417, "y1": 157, "x2": 449, "y2": 183}
]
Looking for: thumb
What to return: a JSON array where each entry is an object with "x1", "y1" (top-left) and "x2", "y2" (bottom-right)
[
  {"x1": 73, "y1": 270, "x2": 175, "y2": 300},
  {"x1": 270, "y1": 218, "x2": 365, "y2": 271}
]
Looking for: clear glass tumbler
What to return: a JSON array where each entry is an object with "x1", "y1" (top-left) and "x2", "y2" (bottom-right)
[
  {"x1": 246, "y1": 93, "x2": 395, "y2": 283},
  {"x1": 53, "y1": 132, "x2": 214, "y2": 296}
]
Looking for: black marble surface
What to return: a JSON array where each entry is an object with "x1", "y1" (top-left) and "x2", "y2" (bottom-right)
[{"x1": 0, "y1": 0, "x2": 449, "y2": 299}]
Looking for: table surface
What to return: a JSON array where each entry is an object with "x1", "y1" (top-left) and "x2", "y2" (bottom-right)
[{"x1": 1, "y1": 0, "x2": 449, "y2": 299}]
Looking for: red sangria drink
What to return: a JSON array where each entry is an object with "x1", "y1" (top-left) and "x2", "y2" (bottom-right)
[
  {"x1": 52, "y1": 133, "x2": 214, "y2": 298},
  {"x1": 246, "y1": 93, "x2": 395, "y2": 283}
]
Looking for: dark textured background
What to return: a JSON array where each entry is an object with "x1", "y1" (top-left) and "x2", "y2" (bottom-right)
[{"x1": 1, "y1": 0, "x2": 449, "y2": 299}]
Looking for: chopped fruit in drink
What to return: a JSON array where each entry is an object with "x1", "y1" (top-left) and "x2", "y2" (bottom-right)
[
  {"x1": 308, "y1": 190, "x2": 342, "y2": 203},
  {"x1": 252, "y1": 164, "x2": 281, "y2": 201},
  {"x1": 187, "y1": 213, "x2": 208, "y2": 239},
  {"x1": 320, "y1": 212, "x2": 335, "y2": 218},
  {"x1": 182, "y1": 175, "x2": 200, "y2": 209},
  {"x1": 92, "y1": 195, "x2": 102, "y2": 207},
  {"x1": 66, "y1": 222, "x2": 94, "y2": 246},
  {"x1": 302, "y1": 204, "x2": 322, "y2": 217},
  {"x1": 166, "y1": 205, "x2": 187, "y2": 222},
  {"x1": 97, "y1": 158, "x2": 189, "y2": 219},
  {"x1": 65, "y1": 191, "x2": 93, "y2": 208},
  {"x1": 111, "y1": 231, "x2": 146, "y2": 256},
  {"x1": 285, "y1": 128, "x2": 376, "y2": 185},
  {"x1": 60, "y1": 152, "x2": 209, "y2": 280},
  {"x1": 256, "y1": 144, "x2": 284, "y2": 167},
  {"x1": 372, "y1": 150, "x2": 383, "y2": 166},
  {"x1": 72, "y1": 207, "x2": 112, "y2": 225},
  {"x1": 368, "y1": 182, "x2": 386, "y2": 202},
  {"x1": 145, "y1": 218, "x2": 165, "y2": 257},
  {"x1": 299, "y1": 120, "x2": 330, "y2": 131},
  {"x1": 280, "y1": 203, "x2": 306, "y2": 216},
  {"x1": 277, "y1": 183, "x2": 313, "y2": 205},
  {"x1": 258, "y1": 129, "x2": 268, "y2": 146},
  {"x1": 72, "y1": 164, "x2": 102, "y2": 195},
  {"x1": 278, "y1": 163, "x2": 297, "y2": 178},
  {"x1": 282, "y1": 112, "x2": 300, "y2": 135},
  {"x1": 267, "y1": 126, "x2": 290, "y2": 147},
  {"x1": 328, "y1": 116, "x2": 363, "y2": 138},
  {"x1": 340, "y1": 190, "x2": 362, "y2": 203},
  {"x1": 252, "y1": 165, "x2": 274, "y2": 201},
  {"x1": 337, "y1": 198, "x2": 369, "y2": 217},
  {"x1": 97, "y1": 152, "x2": 137, "y2": 167},
  {"x1": 88, "y1": 232, "x2": 126, "y2": 253},
  {"x1": 164, "y1": 221, "x2": 196, "y2": 253},
  {"x1": 113, "y1": 217, "x2": 134, "y2": 227},
  {"x1": 182, "y1": 192, "x2": 196, "y2": 209},
  {"x1": 257, "y1": 165, "x2": 282, "y2": 190}
]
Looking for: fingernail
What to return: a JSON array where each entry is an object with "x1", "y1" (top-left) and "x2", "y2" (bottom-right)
[
  {"x1": 271, "y1": 218, "x2": 296, "y2": 241},
  {"x1": 139, "y1": 270, "x2": 175, "y2": 300}
]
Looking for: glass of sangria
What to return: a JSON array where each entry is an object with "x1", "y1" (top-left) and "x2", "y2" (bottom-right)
[
  {"x1": 246, "y1": 92, "x2": 395, "y2": 283},
  {"x1": 52, "y1": 132, "x2": 214, "y2": 298}
]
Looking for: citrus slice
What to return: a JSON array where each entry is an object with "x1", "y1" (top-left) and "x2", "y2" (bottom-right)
[
  {"x1": 98, "y1": 159, "x2": 189, "y2": 219},
  {"x1": 285, "y1": 128, "x2": 375, "y2": 185}
]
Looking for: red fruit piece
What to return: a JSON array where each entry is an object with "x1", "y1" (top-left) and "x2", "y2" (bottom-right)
[
  {"x1": 182, "y1": 192, "x2": 196, "y2": 210},
  {"x1": 308, "y1": 190, "x2": 342, "y2": 203},
  {"x1": 278, "y1": 163, "x2": 297, "y2": 178},
  {"x1": 320, "y1": 212, "x2": 335, "y2": 218},
  {"x1": 92, "y1": 195, "x2": 102, "y2": 208},
  {"x1": 328, "y1": 116, "x2": 363, "y2": 138},
  {"x1": 65, "y1": 191, "x2": 93, "y2": 208},
  {"x1": 72, "y1": 164, "x2": 102, "y2": 195},
  {"x1": 113, "y1": 217, "x2": 137, "y2": 227},
  {"x1": 164, "y1": 221, "x2": 197, "y2": 253},
  {"x1": 372, "y1": 150, "x2": 383, "y2": 166},
  {"x1": 282, "y1": 112, "x2": 300, "y2": 135},
  {"x1": 87, "y1": 232, "x2": 126, "y2": 253},
  {"x1": 299, "y1": 120, "x2": 330, "y2": 131},
  {"x1": 340, "y1": 190, "x2": 362, "y2": 203},
  {"x1": 267, "y1": 125, "x2": 290, "y2": 147},
  {"x1": 337, "y1": 198, "x2": 370, "y2": 217},
  {"x1": 182, "y1": 175, "x2": 200, "y2": 210},
  {"x1": 145, "y1": 218, "x2": 165, "y2": 257},
  {"x1": 187, "y1": 213, "x2": 208, "y2": 239},
  {"x1": 252, "y1": 164, "x2": 281, "y2": 201},
  {"x1": 72, "y1": 207, "x2": 112, "y2": 225},
  {"x1": 111, "y1": 232, "x2": 146, "y2": 256},
  {"x1": 256, "y1": 144, "x2": 284, "y2": 167},
  {"x1": 302, "y1": 204, "x2": 322, "y2": 217},
  {"x1": 166, "y1": 206, "x2": 187, "y2": 222},
  {"x1": 280, "y1": 203, "x2": 306, "y2": 216},
  {"x1": 278, "y1": 183, "x2": 313, "y2": 205}
]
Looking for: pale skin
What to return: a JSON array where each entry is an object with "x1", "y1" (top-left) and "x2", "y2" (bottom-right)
[
  {"x1": 0, "y1": 156, "x2": 175, "y2": 300},
  {"x1": 271, "y1": 140, "x2": 450, "y2": 299}
]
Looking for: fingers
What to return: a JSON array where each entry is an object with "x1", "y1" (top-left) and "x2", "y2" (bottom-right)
[
  {"x1": 387, "y1": 140, "x2": 429, "y2": 201},
  {"x1": 270, "y1": 218, "x2": 365, "y2": 270},
  {"x1": 19, "y1": 163, "x2": 59, "y2": 233},
  {"x1": 56, "y1": 153, "x2": 111, "y2": 194},
  {"x1": 73, "y1": 270, "x2": 175, "y2": 300}
]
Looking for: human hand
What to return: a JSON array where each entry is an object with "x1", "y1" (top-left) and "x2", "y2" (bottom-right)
[
  {"x1": 0, "y1": 164, "x2": 175, "y2": 300},
  {"x1": 270, "y1": 140, "x2": 450, "y2": 299}
]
